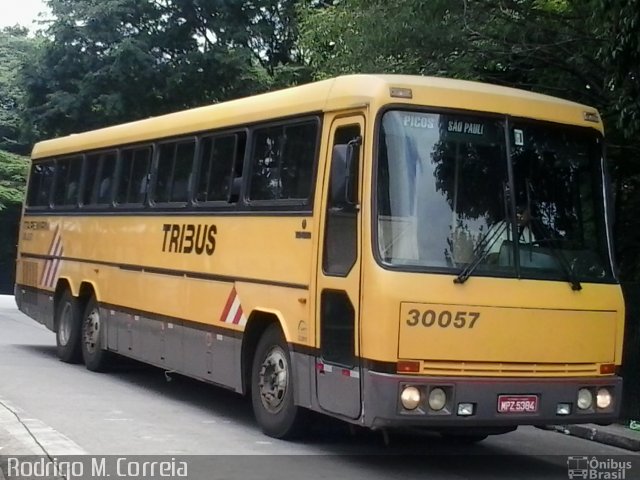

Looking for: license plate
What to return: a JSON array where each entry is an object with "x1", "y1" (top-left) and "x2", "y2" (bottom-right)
[{"x1": 497, "y1": 395, "x2": 538, "y2": 413}]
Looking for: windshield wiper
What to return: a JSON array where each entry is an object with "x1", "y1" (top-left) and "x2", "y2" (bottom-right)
[
  {"x1": 453, "y1": 220, "x2": 509, "y2": 285},
  {"x1": 528, "y1": 216, "x2": 582, "y2": 291},
  {"x1": 523, "y1": 181, "x2": 582, "y2": 291},
  {"x1": 454, "y1": 182, "x2": 514, "y2": 285}
]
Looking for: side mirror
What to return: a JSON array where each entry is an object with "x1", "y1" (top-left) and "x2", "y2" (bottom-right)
[{"x1": 330, "y1": 138, "x2": 360, "y2": 208}]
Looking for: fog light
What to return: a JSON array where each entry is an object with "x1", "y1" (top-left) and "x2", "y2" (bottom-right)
[
  {"x1": 457, "y1": 403, "x2": 475, "y2": 416},
  {"x1": 428, "y1": 388, "x2": 447, "y2": 411},
  {"x1": 400, "y1": 386, "x2": 421, "y2": 410},
  {"x1": 577, "y1": 388, "x2": 593, "y2": 410},
  {"x1": 596, "y1": 388, "x2": 612, "y2": 409},
  {"x1": 556, "y1": 403, "x2": 571, "y2": 415}
]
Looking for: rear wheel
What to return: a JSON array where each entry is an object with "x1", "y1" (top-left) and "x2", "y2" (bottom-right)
[
  {"x1": 251, "y1": 325, "x2": 308, "y2": 439},
  {"x1": 81, "y1": 297, "x2": 111, "y2": 372},
  {"x1": 55, "y1": 290, "x2": 82, "y2": 363}
]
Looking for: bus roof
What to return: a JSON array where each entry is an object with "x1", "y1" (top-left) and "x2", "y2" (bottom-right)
[{"x1": 31, "y1": 74, "x2": 602, "y2": 159}]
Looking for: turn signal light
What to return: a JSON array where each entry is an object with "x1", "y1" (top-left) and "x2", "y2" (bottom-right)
[
  {"x1": 397, "y1": 361, "x2": 420, "y2": 373},
  {"x1": 600, "y1": 363, "x2": 616, "y2": 375}
]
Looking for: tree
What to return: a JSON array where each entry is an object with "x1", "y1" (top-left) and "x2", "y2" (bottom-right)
[
  {"x1": 0, "y1": 149, "x2": 28, "y2": 211},
  {"x1": 21, "y1": 0, "x2": 313, "y2": 140},
  {"x1": 0, "y1": 149, "x2": 28, "y2": 293},
  {"x1": 0, "y1": 26, "x2": 38, "y2": 154}
]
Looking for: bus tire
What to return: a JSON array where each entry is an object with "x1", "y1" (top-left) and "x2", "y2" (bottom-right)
[
  {"x1": 251, "y1": 324, "x2": 308, "y2": 439},
  {"x1": 81, "y1": 296, "x2": 111, "y2": 372},
  {"x1": 55, "y1": 290, "x2": 83, "y2": 363}
]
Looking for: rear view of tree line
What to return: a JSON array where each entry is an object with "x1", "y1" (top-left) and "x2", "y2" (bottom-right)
[{"x1": 0, "y1": 0, "x2": 639, "y2": 283}]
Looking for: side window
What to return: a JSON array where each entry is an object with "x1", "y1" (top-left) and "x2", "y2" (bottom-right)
[
  {"x1": 53, "y1": 156, "x2": 82, "y2": 207},
  {"x1": 82, "y1": 154, "x2": 100, "y2": 205},
  {"x1": 27, "y1": 161, "x2": 56, "y2": 207},
  {"x1": 117, "y1": 147, "x2": 151, "y2": 205},
  {"x1": 249, "y1": 120, "x2": 318, "y2": 202},
  {"x1": 323, "y1": 124, "x2": 361, "y2": 276},
  {"x1": 83, "y1": 151, "x2": 116, "y2": 206},
  {"x1": 154, "y1": 139, "x2": 195, "y2": 204},
  {"x1": 196, "y1": 133, "x2": 244, "y2": 203}
]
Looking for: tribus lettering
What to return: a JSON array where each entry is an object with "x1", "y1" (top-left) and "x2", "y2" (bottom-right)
[
  {"x1": 448, "y1": 120, "x2": 484, "y2": 135},
  {"x1": 162, "y1": 224, "x2": 216, "y2": 255}
]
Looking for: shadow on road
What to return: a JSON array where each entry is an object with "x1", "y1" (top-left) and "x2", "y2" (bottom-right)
[{"x1": 15, "y1": 344, "x2": 57, "y2": 358}]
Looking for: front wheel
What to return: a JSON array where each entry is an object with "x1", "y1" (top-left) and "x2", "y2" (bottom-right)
[
  {"x1": 81, "y1": 297, "x2": 111, "y2": 372},
  {"x1": 251, "y1": 325, "x2": 308, "y2": 439}
]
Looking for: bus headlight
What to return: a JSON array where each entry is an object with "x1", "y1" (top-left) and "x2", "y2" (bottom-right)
[
  {"x1": 596, "y1": 388, "x2": 612, "y2": 409},
  {"x1": 400, "y1": 386, "x2": 421, "y2": 410},
  {"x1": 577, "y1": 388, "x2": 593, "y2": 410},
  {"x1": 428, "y1": 387, "x2": 447, "y2": 411}
]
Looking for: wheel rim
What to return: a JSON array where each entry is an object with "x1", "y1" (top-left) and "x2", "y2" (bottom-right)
[
  {"x1": 58, "y1": 302, "x2": 72, "y2": 346},
  {"x1": 258, "y1": 346, "x2": 289, "y2": 414},
  {"x1": 83, "y1": 307, "x2": 100, "y2": 354}
]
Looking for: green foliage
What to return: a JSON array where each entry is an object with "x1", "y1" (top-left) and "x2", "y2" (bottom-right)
[
  {"x1": 299, "y1": 0, "x2": 466, "y2": 78},
  {"x1": 21, "y1": 0, "x2": 311, "y2": 138},
  {"x1": 0, "y1": 27, "x2": 39, "y2": 154},
  {"x1": 0, "y1": 149, "x2": 28, "y2": 211}
]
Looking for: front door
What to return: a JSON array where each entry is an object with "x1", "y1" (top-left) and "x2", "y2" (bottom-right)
[{"x1": 315, "y1": 115, "x2": 364, "y2": 419}]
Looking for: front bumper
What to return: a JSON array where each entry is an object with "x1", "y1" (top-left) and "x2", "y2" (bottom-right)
[{"x1": 361, "y1": 370, "x2": 622, "y2": 429}]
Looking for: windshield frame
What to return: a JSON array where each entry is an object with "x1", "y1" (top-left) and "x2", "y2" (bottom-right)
[{"x1": 371, "y1": 104, "x2": 618, "y2": 284}]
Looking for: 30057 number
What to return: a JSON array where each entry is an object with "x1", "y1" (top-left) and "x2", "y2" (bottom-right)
[{"x1": 406, "y1": 309, "x2": 480, "y2": 329}]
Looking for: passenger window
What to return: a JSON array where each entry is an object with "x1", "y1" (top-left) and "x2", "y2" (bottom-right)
[
  {"x1": 27, "y1": 161, "x2": 56, "y2": 207},
  {"x1": 53, "y1": 156, "x2": 82, "y2": 206},
  {"x1": 154, "y1": 140, "x2": 195, "y2": 204},
  {"x1": 83, "y1": 152, "x2": 116, "y2": 206},
  {"x1": 249, "y1": 120, "x2": 317, "y2": 201},
  {"x1": 82, "y1": 154, "x2": 100, "y2": 205},
  {"x1": 117, "y1": 147, "x2": 151, "y2": 205},
  {"x1": 196, "y1": 134, "x2": 242, "y2": 203}
]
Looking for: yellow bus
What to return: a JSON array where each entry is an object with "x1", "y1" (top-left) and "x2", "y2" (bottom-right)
[{"x1": 15, "y1": 74, "x2": 624, "y2": 440}]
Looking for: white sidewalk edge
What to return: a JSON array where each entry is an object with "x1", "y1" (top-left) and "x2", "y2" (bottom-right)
[{"x1": 0, "y1": 396, "x2": 86, "y2": 456}]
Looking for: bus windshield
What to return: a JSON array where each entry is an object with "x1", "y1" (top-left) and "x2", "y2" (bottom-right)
[{"x1": 376, "y1": 109, "x2": 614, "y2": 283}]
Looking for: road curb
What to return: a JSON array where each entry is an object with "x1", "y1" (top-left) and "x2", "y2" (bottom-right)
[{"x1": 555, "y1": 424, "x2": 640, "y2": 452}]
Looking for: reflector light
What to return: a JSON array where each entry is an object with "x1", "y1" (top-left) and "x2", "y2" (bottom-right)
[
  {"x1": 599, "y1": 363, "x2": 616, "y2": 375},
  {"x1": 397, "y1": 361, "x2": 420, "y2": 373}
]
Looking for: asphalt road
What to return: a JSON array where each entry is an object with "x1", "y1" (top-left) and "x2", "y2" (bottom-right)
[{"x1": 0, "y1": 294, "x2": 638, "y2": 480}]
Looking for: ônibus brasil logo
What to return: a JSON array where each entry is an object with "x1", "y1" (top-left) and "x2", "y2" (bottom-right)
[{"x1": 567, "y1": 456, "x2": 633, "y2": 479}]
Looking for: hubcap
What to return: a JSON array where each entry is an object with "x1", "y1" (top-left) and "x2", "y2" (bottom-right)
[
  {"x1": 83, "y1": 308, "x2": 100, "y2": 354},
  {"x1": 58, "y1": 302, "x2": 72, "y2": 346},
  {"x1": 258, "y1": 346, "x2": 289, "y2": 414}
]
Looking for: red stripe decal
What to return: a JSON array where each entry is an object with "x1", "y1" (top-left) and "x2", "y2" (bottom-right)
[
  {"x1": 232, "y1": 306, "x2": 243, "y2": 325},
  {"x1": 219, "y1": 288, "x2": 236, "y2": 323},
  {"x1": 47, "y1": 225, "x2": 59, "y2": 256},
  {"x1": 45, "y1": 237, "x2": 62, "y2": 287}
]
